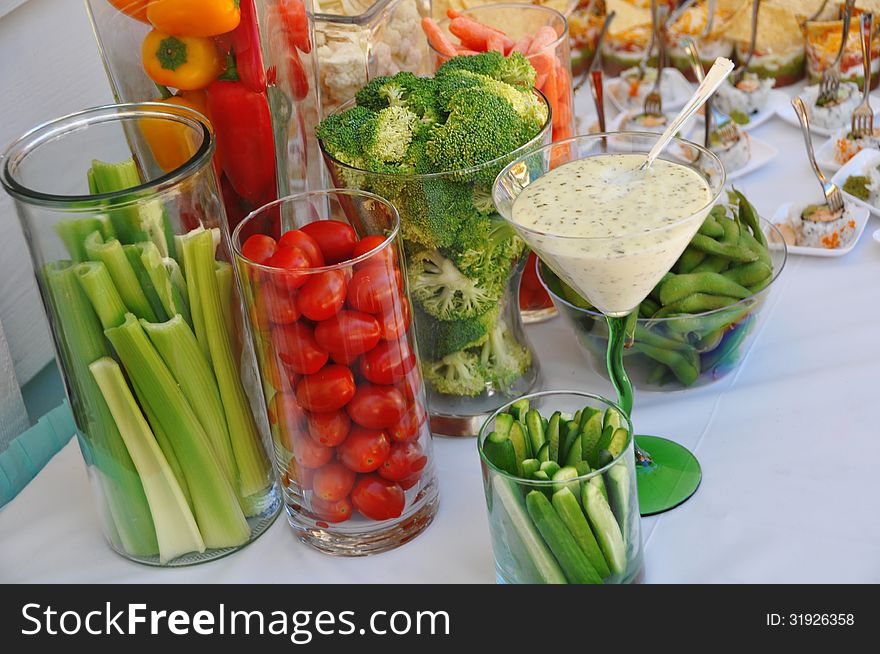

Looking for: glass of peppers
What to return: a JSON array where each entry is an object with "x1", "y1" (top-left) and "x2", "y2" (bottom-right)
[
  {"x1": 230, "y1": 189, "x2": 440, "y2": 556},
  {"x1": 86, "y1": 0, "x2": 324, "y2": 232}
]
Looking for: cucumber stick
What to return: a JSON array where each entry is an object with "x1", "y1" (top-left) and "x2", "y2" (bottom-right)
[
  {"x1": 603, "y1": 407, "x2": 623, "y2": 431},
  {"x1": 509, "y1": 398, "x2": 530, "y2": 423},
  {"x1": 560, "y1": 421, "x2": 581, "y2": 466},
  {"x1": 539, "y1": 461, "x2": 561, "y2": 478},
  {"x1": 548, "y1": 418, "x2": 561, "y2": 462},
  {"x1": 508, "y1": 422, "x2": 531, "y2": 474},
  {"x1": 525, "y1": 410, "x2": 545, "y2": 454},
  {"x1": 606, "y1": 428, "x2": 629, "y2": 458},
  {"x1": 483, "y1": 437, "x2": 518, "y2": 475},
  {"x1": 551, "y1": 487, "x2": 610, "y2": 579},
  {"x1": 521, "y1": 458, "x2": 541, "y2": 478},
  {"x1": 578, "y1": 406, "x2": 601, "y2": 434},
  {"x1": 536, "y1": 442, "x2": 550, "y2": 463},
  {"x1": 545, "y1": 412, "x2": 561, "y2": 460},
  {"x1": 495, "y1": 413, "x2": 514, "y2": 440},
  {"x1": 493, "y1": 477, "x2": 566, "y2": 584},
  {"x1": 526, "y1": 491, "x2": 602, "y2": 584},
  {"x1": 607, "y1": 464, "x2": 633, "y2": 546},
  {"x1": 580, "y1": 413, "x2": 603, "y2": 467},
  {"x1": 551, "y1": 466, "x2": 580, "y2": 499},
  {"x1": 583, "y1": 478, "x2": 627, "y2": 575}
]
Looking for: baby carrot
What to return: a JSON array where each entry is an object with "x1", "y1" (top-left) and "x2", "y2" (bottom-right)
[
  {"x1": 449, "y1": 16, "x2": 514, "y2": 52},
  {"x1": 422, "y1": 17, "x2": 457, "y2": 57},
  {"x1": 446, "y1": 8, "x2": 461, "y2": 19},
  {"x1": 530, "y1": 51, "x2": 555, "y2": 87},
  {"x1": 527, "y1": 25, "x2": 558, "y2": 55},
  {"x1": 487, "y1": 33, "x2": 506, "y2": 53},
  {"x1": 512, "y1": 35, "x2": 532, "y2": 53}
]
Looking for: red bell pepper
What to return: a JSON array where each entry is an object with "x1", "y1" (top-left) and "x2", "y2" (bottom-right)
[
  {"x1": 232, "y1": 0, "x2": 266, "y2": 92},
  {"x1": 269, "y1": 0, "x2": 311, "y2": 54},
  {"x1": 206, "y1": 72, "x2": 277, "y2": 209}
]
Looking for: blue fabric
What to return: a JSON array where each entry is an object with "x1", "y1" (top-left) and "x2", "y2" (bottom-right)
[{"x1": 0, "y1": 401, "x2": 75, "y2": 509}]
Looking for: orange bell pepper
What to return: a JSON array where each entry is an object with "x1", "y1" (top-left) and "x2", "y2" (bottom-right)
[
  {"x1": 146, "y1": 0, "x2": 241, "y2": 37},
  {"x1": 106, "y1": 0, "x2": 150, "y2": 22},
  {"x1": 140, "y1": 93, "x2": 217, "y2": 173},
  {"x1": 142, "y1": 29, "x2": 223, "y2": 90}
]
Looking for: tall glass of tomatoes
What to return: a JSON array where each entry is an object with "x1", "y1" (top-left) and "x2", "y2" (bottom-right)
[{"x1": 229, "y1": 189, "x2": 439, "y2": 555}]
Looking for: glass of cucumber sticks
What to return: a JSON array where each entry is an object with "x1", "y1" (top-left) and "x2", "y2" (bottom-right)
[
  {"x1": 1, "y1": 103, "x2": 280, "y2": 566},
  {"x1": 478, "y1": 391, "x2": 644, "y2": 584}
]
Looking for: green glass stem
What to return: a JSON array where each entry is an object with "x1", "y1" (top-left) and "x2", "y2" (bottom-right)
[{"x1": 605, "y1": 313, "x2": 653, "y2": 467}]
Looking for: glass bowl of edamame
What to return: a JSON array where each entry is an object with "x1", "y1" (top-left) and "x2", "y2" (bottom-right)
[{"x1": 537, "y1": 193, "x2": 787, "y2": 391}]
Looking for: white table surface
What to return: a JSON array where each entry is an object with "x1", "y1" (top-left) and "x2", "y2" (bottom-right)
[{"x1": 3, "y1": 81, "x2": 880, "y2": 584}]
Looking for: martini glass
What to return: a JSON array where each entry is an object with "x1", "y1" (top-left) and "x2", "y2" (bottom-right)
[{"x1": 493, "y1": 132, "x2": 725, "y2": 515}]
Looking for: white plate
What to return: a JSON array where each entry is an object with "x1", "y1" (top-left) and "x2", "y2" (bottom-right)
[
  {"x1": 776, "y1": 87, "x2": 880, "y2": 137},
  {"x1": 725, "y1": 136, "x2": 778, "y2": 181},
  {"x1": 606, "y1": 67, "x2": 693, "y2": 114},
  {"x1": 607, "y1": 109, "x2": 695, "y2": 138},
  {"x1": 769, "y1": 201, "x2": 870, "y2": 257},
  {"x1": 815, "y1": 129, "x2": 846, "y2": 172},
  {"x1": 696, "y1": 89, "x2": 788, "y2": 133},
  {"x1": 830, "y1": 148, "x2": 880, "y2": 217}
]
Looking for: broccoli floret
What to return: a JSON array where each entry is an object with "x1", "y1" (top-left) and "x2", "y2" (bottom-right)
[
  {"x1": 361, "y1": 105, "x2": 419, "y2": 164},
  {"x1": 357, "y1": 72, "x2": 441, "y2": 124},
  {"x1": 437, "y1": 70, "x2": 547, "y2": 129},
  {"x1": 480, "y1": 317, "x2": 531, "y2": 391},
  {"x1": 316, "y1": 105, "x2": 375, "y2": 167},
  {"x1": 471, "y1": 184, "x2": 495, "y2": 215},
  {"x1": 424, "y1": 88, "x2": 535, "y2": 174},
  {"x1": 424, "y1": 350, "x2": 487, "y2": 397},
  {"x1": 437, "y1": 52, "x2": 537, "y2": 90},
  {"x1": 444, "y1": 217, "x2": 525, "y2": 295},
  {"x1": 393, "y1": 177, "x2": 481, "y2": 250},
  {"x1": 408, "y1": 249, "x2": 497, "y2": 320},
  {"x1": 413, "y1": 304, "x2": 497, "y2": 360}
]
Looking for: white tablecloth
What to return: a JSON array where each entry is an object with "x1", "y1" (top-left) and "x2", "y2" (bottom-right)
[{"x1": 3, "y1": 83, "x2": 880, "y2": 584}]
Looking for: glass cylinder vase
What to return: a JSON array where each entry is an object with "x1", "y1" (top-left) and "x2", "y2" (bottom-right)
[
  {"x1": 1, "y1": 103, "x2": 280, "y2": 566},
  {"x1": 85, "y1": 0, "x2": 324, "y2": 231},
  {"x1": 230, "y1": 190, "x2": 439, "y2": 555},
  {"x1": 319, "y1": 97, "x2": 552, "y2": 437}
]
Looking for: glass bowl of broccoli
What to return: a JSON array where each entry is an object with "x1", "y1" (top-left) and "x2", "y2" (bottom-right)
[{"x1": 317, "y1": 53, "x2": 553, "y2": 436}]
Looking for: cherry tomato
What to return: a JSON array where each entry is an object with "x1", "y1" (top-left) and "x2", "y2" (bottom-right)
[
  {"x1": 306, "y1": 410, "x2": 350, "y2": 447},
  {"x1": 241, "y1": 234, "x2": 277, "y2": 264},
  {"x1": 312, "y1": 462, "x2": 356, "y2": 502},
  {"x1": 388, "y1": 401, "x2": 427, "y2": 443},
  {"x1": 399, "y1": 471, "x2": 423, "y2": 490},
  {"x1": 352, "y1": 235, "x2": 397, "y2": 269},
  {"x1": 278, "y1": 229, "x2": 324, "y2": 267},
  {"x1": 378, "y1": 441, "x2": 428, "y2": 482},
  {"x1": 286, "y1": 457, "x2": 315, "y2": 490},
  {"x1": 311, "y1": 496, "x2": 352, "y2": 523},
  {"x1": 378, "y1": 297, "x2": 411, "y2": 341},
  {"x1": 346, "y1": 384, "x2": 407, "y2": 430},
  {"x1": 351, "y1": 474, "x2": 405, "y2": 521},
  {"x1": 301, "y1": 220, "x2": 357, "y2": 264},
  {"x1": 268, "y1": 391, "x2": 302, "y2": 428},
  {"x1": 293, "y1": 432, "x2": 334, "y2": 468},
  {"x1": 272, "y1": 322, "x2": 328, "y2": 375},
  {"x1": 329, "y1": 349, "x2": 360, "y2": 366},
  {"x1": 337, "y1": 426, "x2": 390, "y2": 473},
  {"x1": 346, "y1": 265, "x2": 401, "y2": 314},
  {"x1": 257, "y1": 283, "x2": 300, "y2": 325},
  {"x1": 268, "y1": 245, "x2": 311, "y2": 291},
  {"x1": 295, "y1": 364, "x2": 355, "y2": 412},
  {"x1": 360, "y1": 340, "x2": 415, "y2": 385},
  {"x1": 298, "y1": 270, "x2": 347, "y2": 321},
  {"x1": 314, "y1": 310, "x2": 381, "y2": 356}
]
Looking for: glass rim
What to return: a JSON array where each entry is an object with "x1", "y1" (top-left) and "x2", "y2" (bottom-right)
[
  {"x1": 0, "y1": 102, "x2": 214, "y2": 208},
  {"x1": 231, "y1": 189, "x2": 402, "y2": 273},
  {"x1": 492, "y1": 131, "x2": 727, "y2": 242},
  {"x1": 425, "y1": 2, "x2": 569, "y2": 57},
  {"x1": 314, "y1": 0, "x2": 397, "y2": 25},
  {"x1": 534, "y1": 215, "x2": 789, "y2": 322},
  {"x1": 477, "y1": 389, "x2": 634, "y2": 484},
  {"x1": 318, "y1": 90, "x2": 552, "y2": 180}
]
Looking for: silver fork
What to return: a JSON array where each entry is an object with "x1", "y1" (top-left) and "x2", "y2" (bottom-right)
[
  {"x1": 684, "y1": 39, "x2": 738, "y2": 142},
  {"x1": 851, "y1": 12, "x2": 874, "y2": 137},
  {"x1": 818, "y1": 0, "x2": 856, "y2": 103},
  {"x1": 635, "y1": 0, "x2": 658, "y2": 83},
  {"x1": 643, "y1": 3, "x2": 667, "y2": 115},
  {"x1": 792, "y1": 96, "x2": 846, "y2": 213},
  {"x1": 800, "y1": 0, "x2": 830, "y2": 28},
  {"x1": 573, "y1": 11, "x2": 616, "y2": 93},
  {"x1": 731, "y1": 0, "x2": 760, "y2": 86}
]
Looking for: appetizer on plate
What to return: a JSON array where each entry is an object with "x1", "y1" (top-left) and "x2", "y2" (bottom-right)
[
  {"x1": 771, "y1": 201, "x2": 859, "y2": 250},
  {"x1": 618, "y1": 110, "x2": 675, "y2": 134},
  {"x1": 708, "y1": 124, "x2": 751, "y2": 173},
  {"x1": 833, "y1": 128, "x2": 880, "y2": 165},
  {"x1": 805, "y1": 16, "x2": 880, "y2": 90},
  {"x1": 724, "y1": 1, "x2": 806, "y2": 87},
  {"x1": 713, "y1": 71, "x2": 775, "y2": 122},
  {"x1": 664, "y1": 0, "x2": 735, "y2": 81},
  {"x1": 800, "y1": 82, "x2": 861, "y2": 131},
  {"x1": 601, "y1": 0, "x2": 656, "y2": 76},
  {"x1": 842, "y1": 164, "x2": 880, "y2": 204},
  {"x1": 569, "y1": 1, "x2": 605, "y2": 76}
]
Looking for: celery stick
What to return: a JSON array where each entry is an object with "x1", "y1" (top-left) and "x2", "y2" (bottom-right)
[
  {"x1": 179, "y1": 228, "x2": 272, "y2": 503},
  {"x1": 124, "y1": 244, "x2": 169, "y2": 321},
  {"x1": 141, "y1": 315, "x2": 238, "y2": 487},
  {"x1": 105, "y1": 313, "x2": 250, "y2": 548},
  {"x1": 138, "y1": 242, "x2": 192, "y2": 325},
  {"x1": 215, "y1": 261, "x2": 236, "y2": 342},
  {"x1": 163, "y1": 256, "x2": 192, "y2": 327},
  {"x1": 55, "y1": 218, "x2": 106, "y2": 262},
  {"x1": 176, "y1": 234, "x2": 210, "y2": 360},
  {"x1": 83, "y1": 231, "x2": 158, "y2": 322},
  {"x1": 90, "y1": 357, "x2": 205, "y2": 563},
  {"x1": 75, "y1": 261, "x2": 127, "y2": 329},
  {"x1": 42, "y1": 261, "x2": 158, "y2": 556}
]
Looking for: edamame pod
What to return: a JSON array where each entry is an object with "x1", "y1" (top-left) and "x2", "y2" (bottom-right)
[
  {"x1": 698, "y1": 215, "x2": 724, "y2": 238},
  {"x1": 720, "y1": 214, "x2": 741, "y2": 244},
  {"x1": 723, "y1": 261, "x2": 772, "y2": 287},
  {"x1": 691, "y1": 255, "x2": 730, "y2": 274},
  {"x1": 659, "y1": 273, "x2": 751, "y2": 306},
  {"x1": 689, "y1": 234, "x2": 758, "y2": 262},
  {"x1": 674, "y1": 246, "x2": 707, "y2": 274},
  {"x1": 734, "y1": 189, "x2": 766, "y2": 246},
  {"x1": 634, "y1": 342, "x2": 700, "y2": 386}
]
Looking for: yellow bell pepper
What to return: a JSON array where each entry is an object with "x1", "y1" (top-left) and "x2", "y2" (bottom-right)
[
  {"x1": 146, "y1": 0, "x2": 241, "y2": 37},
  {"x1": 140, "y1": 93, "x2": 215, "y2": 173},
  {"x1": 142, "y1": 30, "x2": 222, "y2": 90},
  {"x1": 106, "y1": 0, "x2": 151, "y2": 23}
]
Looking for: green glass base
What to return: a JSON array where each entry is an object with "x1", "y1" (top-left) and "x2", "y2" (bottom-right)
[{"x1": 634, "y1": 435, "x2": 701, "y2": 516}]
